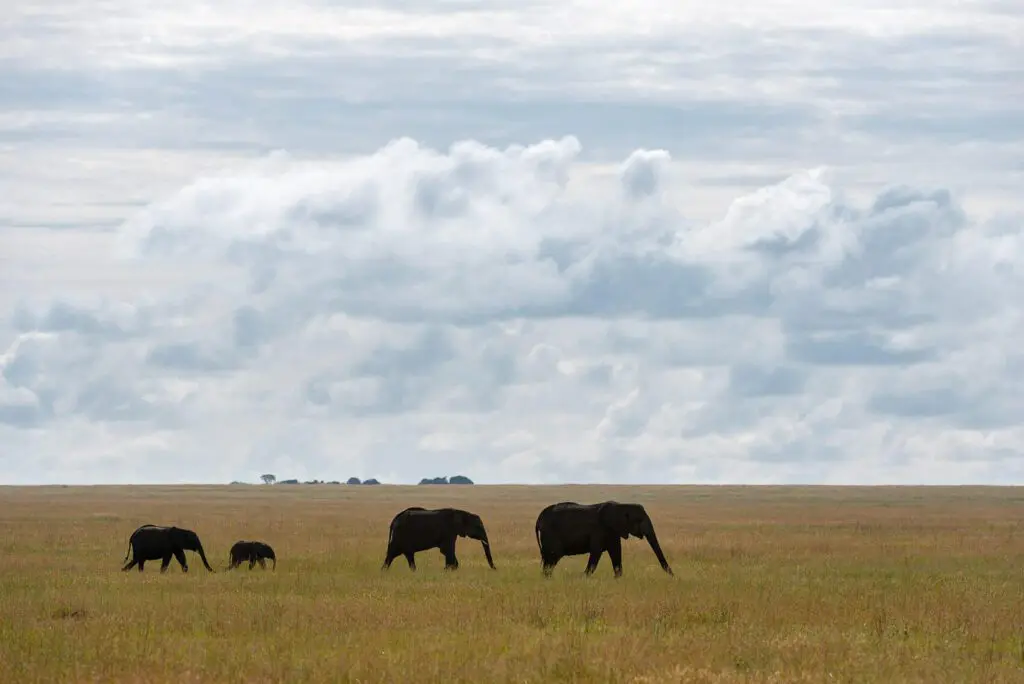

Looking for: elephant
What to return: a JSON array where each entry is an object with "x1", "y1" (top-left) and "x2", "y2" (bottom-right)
[
  {"x1": 227, "y1": 540, "x2": 277, "y2": 570},
  {"x1": 381, "y1": 507, "x2": 496, "y2": 571},
  {"x1": 534, "y1": 501, "x2": 673, "y2": 578},
  {"x1": 121, "y1": 524, "x2": 215, "y2": 573}
]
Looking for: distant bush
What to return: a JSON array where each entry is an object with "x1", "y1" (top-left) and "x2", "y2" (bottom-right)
[
  {"x1": 246, "y1": 476, "x2": 382, "y2": 486},
  {"x1": 419, "y1": 475, "x2": 474, "y2": 485}
]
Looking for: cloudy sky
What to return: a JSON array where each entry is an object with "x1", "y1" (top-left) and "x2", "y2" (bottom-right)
[{"x1": 1, "y1": 0, "x2": 1021, "y2": 485}]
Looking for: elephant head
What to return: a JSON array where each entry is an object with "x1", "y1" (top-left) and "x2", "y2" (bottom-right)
[
  {"x1": 452, "y1": 510, "x2": 496, "y2": 569},
  {"x1": 171, "y1": 526, "x2": 214, "y2": 572},
  {"x1": 256, "y1": 542, "x2": 277, "y2": 569},
  {"x1": 599, "y1": 502, "x2": 673, "y2": 575}
]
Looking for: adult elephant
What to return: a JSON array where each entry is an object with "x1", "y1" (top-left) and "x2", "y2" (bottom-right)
[
  {"x1": 381, "y1": 507, "x2": 496, "y2": 571},
  {"x1": 228, "y1": 540, "x2": 277, "y2": 570},
  {"x1": 534, "y1": 501, "x2": 673, "y2": 578},
  {"x1": 121, "y1": 524, "x2": 215, "y2": 573}
]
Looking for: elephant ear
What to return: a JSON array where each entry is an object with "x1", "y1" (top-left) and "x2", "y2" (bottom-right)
[
  {"x1": 599, "y1": 503, "x2": 631, "y2": 540},
  {"x1": 449, "y1": 509, "x2": 467, "y2": 536}
]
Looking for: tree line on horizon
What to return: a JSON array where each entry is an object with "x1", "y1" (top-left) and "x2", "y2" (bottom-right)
[{"x1": 242, "y1": 474, "x2": 475, "y2": 486}]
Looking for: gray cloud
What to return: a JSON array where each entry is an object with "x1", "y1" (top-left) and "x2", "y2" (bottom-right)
[
  {"x1": 728, "y1": 364, "x2": 806, "y2": 398},
  {"x1": 146, "y1": 342, "x2": 236, "y2": 373},
  {"x1": 2, "y1": 137, "x2": 1015, "y2": 485},
  {"x1": 785, "y1": 331, "x2": 935, "y2": 367}
]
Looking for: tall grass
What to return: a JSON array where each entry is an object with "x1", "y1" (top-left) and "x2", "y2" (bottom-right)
[{"x1": 1, "y1": 485, "x2": 1023, "y2": 682}]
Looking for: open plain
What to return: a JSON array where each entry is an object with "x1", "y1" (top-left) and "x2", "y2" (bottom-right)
[{"x1": 1, "y1": 484, "x2": 1023, "y2": 683}]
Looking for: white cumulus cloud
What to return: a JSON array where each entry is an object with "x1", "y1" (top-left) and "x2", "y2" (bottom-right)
[{"x1": 1, "y1": 136, "x2": 1021, "y2": 484}]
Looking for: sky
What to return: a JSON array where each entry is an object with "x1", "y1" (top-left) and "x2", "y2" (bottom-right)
[{"x1": 0, "y1": 0, "x2": 1022, "y2": 485}]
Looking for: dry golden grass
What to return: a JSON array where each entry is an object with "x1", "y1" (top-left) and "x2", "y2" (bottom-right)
[{"x1": 1, "y1": 484, "x2": 1023, "y2": 683}]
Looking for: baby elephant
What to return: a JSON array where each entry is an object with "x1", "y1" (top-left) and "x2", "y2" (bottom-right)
[{"x1": 228, "y1": 540, "x2": 277, "y2": 570}]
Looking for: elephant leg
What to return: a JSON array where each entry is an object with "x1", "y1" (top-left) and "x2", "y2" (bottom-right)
[
  {"x1": 404, "y1": 551, "x2": 416, "y2": 571},
  {"x1": 583, "y1": 546, "x2": 604, "y2": 576},
  {"x1": 607, "y1": 537, "x2": 624, "y2": 578},
  {"x1": 258, "y1": 558, "x2": 266, "y2": 569},
  {"x1": 441, "y1": 540, "x2": 459, "y2": 570},
  {"x1": 249, "y1": 557, "x2": 256, "y2": 570},
  {"x1": 160, "y1": 554, "x2": 173, "y2": 573},
  {"x1": 122, "y1": 559, "x2": 138, "y2": 572},
  {"x1": 381, "y1": 550, "x2": 397, "y2": 570},
  {"x1": 138, "y1": 560, "x2": 146, "y2": 572},
  {"x1": 539, "y1": 532, "x2": 563, "y2": 577},
  {"x1": 173, "y1": 549, "x2": 189, "y2": 572},
  {"x1": 540, "y1": 537, "x2": 560, "y2": 576},
  {"x1": 541, "y1": 553, "x2": 561, "y2": 577}
]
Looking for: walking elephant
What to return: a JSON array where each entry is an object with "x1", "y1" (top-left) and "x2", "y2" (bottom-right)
[
  {"x1": 382, "y1": 507, "x2": 496, "y2": 571},
  {"x1": 228, "y1": 540, "x2": 276, "y2": 570},
  {"x1": 121, "y1": 524, "x2": 215, "y2": 573},
  {"x1": 534, "y1": 501, "x2": 673, "y2": 578}
]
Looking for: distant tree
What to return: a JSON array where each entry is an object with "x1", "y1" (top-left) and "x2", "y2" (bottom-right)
[
  {"x1": 419, "y1": 476, "x2": 448, "y2": 485},
  {"x1": 362, "y1": 478, "x2": 381, "y2": 485},
  {"x1": 278, "y1": 479, "x2": 299, "y2": 485},
  {"x1": 346, "y1": 477, "x2": 362, "y2": 485},
  {"x1": 229, "y1": 480, "x2": 249, "y2": 486},
  {"x1": 449, "y1": 475, "x2": 474, "y2": 485},
  {"x1": 260, "y1": 474, "x2": 276, "y2": 485},
  {"x1": 327, "y1": 480, "x2": 341, "y2": 485}
]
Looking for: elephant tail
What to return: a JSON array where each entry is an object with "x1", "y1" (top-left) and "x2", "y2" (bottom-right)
[{"x1": 535, "y1": 520, "x2": 543, "y2": 554}]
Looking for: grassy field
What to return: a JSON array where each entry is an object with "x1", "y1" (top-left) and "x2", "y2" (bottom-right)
[{"x1": 1, "y1": 484, "x2": 1023, "y2": 683}]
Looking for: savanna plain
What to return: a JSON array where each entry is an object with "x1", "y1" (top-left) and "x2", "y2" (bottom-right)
[{"x1": 1, "y1": 484, "x2": 1023, "y2": 683}]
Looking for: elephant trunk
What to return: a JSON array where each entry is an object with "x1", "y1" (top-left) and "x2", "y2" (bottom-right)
[
  {"x1": 642, "y1": 520, "x2": 673, "y2": 576},
  {"x1": 478, "y1": 532, "x2": 496, "y2": 569},
  {"x1": 195, "y1": 541, "x2": 215, "y2": 572}
]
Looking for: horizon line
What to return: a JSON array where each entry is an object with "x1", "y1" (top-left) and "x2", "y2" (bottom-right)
[{"x1": 1, "y1": 482, "x2": 1022, "y2": 488}]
